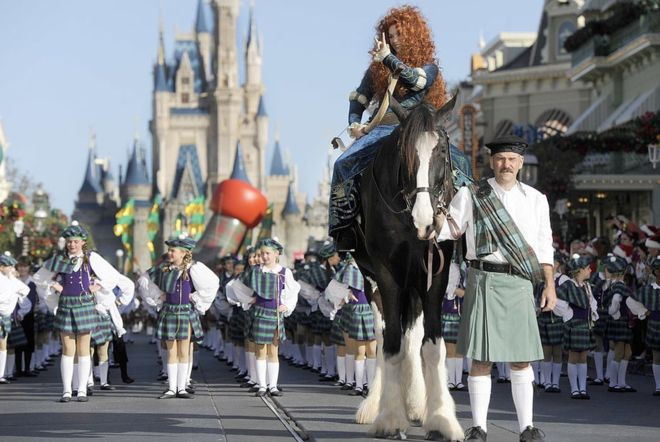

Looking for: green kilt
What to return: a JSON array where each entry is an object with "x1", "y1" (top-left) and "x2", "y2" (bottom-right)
[
  {"x1": 607, "y1": 317, "x2": 633, "y2": 343},
  {"x1": 0, "y1": 315, "x2": 11, "y2": 338},
  {"x1": 537, "y1": 312, "x2": 564, "y2": 346},
  {"x1": 229, "y1": 307, "x2": 246, "y2": 341},
  {"x1": 592, "y1": 313, "x2": 609, "y2": 338},
  {"x1": 249, "y1": 305, "x2": 286, "y2": 345},
  {"x1": 310, "y1": 310, "x2": 333, "y2": 335},
  {"x1": 54, "y1": 294, "x2": 98, "y2": 335},
  {"x1": 441, "y1": 313, "x2": 460, "y2": 344},
  {"x1": 458, "y1": 269, "x2": 543, "y2": 362},
  {"x1": 342, "y1": 303, "x2": 375, "y2": 341},
  {"x1": 7, "y1": 322, "x2": 27, "y2": 348},
  {"x1": 330, "y1": 310, "x2": 345, "y2": 346},
  {"x1": 156, "y1": 303, "x2": 204, "y2": 342},
  {"x1": 90, "y1": 312, "x2": 114, "y2": 346},
  {"x1": 35, "y1": 311, "x2": 48, "y2": 333},
  {"x1": 646, "y1": 319, "x2": 660, "y2": 351},
  {"x1": 296, "y1": 311, "x2": 313, "y2": 328},
  {"x1": 562, "y1": 319, "x2": 595, "y2": 352}
]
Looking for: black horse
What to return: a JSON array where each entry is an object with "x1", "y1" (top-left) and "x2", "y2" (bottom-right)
[{"x1": 351, "y1": 98, "x2": 464, "y2": 441}]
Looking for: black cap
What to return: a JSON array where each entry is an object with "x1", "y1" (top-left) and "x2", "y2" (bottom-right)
[{"x1": 485, "y1": 135, "x2": 528, "y2": 155}]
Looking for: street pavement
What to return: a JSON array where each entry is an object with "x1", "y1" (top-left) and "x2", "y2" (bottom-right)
[{"x1": 0, "y1": 334, "x2": 658, "y2": 441}]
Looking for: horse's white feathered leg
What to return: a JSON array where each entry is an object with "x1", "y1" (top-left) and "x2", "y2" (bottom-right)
[
  {"x1": 402, "y1": 313, "x2": 426, "y2": 422},
  {"x1": 356, "y1": 301, "x2": 384, "y2": 424},
  {"x1": 421, "y1": 338, "x2": 464, "y2": 440}
]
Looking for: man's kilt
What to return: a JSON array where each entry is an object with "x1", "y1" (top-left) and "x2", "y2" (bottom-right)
[
  {"x1": 54, "y1": 294, "x2": 98, "y2": 335},
  {"x1": 156, "y1": 303, "x2": 204, "y2": 342}
]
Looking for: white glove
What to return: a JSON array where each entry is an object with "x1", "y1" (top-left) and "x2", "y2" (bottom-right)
[{"x1": 348, "y1": 122, "x2": 366, "y2": 139}]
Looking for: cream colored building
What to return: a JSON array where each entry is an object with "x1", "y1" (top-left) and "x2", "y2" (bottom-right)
[{"x1": 0, "y1": 120, "x2": 11, "y2": 204}]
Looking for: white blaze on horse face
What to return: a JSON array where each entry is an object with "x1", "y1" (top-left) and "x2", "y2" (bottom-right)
[{"x1": 411, "y1": 131, "x2": 438, "y2": 237}]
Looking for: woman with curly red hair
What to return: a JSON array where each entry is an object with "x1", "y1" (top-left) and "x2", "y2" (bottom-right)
[{"x1": 329, "y1": 5, "x2": 446, "y2": 251}]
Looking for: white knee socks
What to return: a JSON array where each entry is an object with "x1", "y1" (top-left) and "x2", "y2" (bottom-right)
[
  {"x1": 267, "y1": 361, "x2": 279, "y2": 391},
  {"x1": 60, "y1": 355, "x2": 74, "y2": 394},
  {"x1": 177, "y1": 362, "x2": 188, "y2": 393},
  {"x1": 345, "y1": 354, "x2": 355, "y2": 385},
  {"x1": 609, "y1": 360, "x2": 619, "y2": 387},
  {"x1": 510, "y1": 366, "x2": 534, "y2": 433},
  {"x1": 446, "y1": 358, "x2": 456, "y2": 385},
  {"x1": 617, "y1": 360, "x2": 629, "y2": 388},
  {"x1": 326, "y1": 346, "x2": 337, "y2": 377},
  {"x1": 468, "y1": 375, "x2": 491, "y2": 432},
  {"x1": 0, "y1": 350, "x2": 9, "y2": 379},
  {"x1": 568, "y1": 363, "x2": 578, "y2": 392},
  {"x1": 354, "y1": 359, "x2": 365, "y2": 391},
  {"x1": 255, "y1": 358, "x2": 267, "y2": 390},
  {"x1": 605, "y1": 350, "x2": 615, "y2": 380},
  {"x1": 653, "y1": 364, "x2": 660, "y2": 391},
  {"x1": 577, "y1": 363, "x2": 588, "y2": 392},
  {"x1": 99, "y1": 361, "x2": 109, "y2": 386},
  {"x1": 5, "y1": 353, "x2": 14, "y2": 378},
  {"x1": 313, "y1": 345, "x2": 322, "y2": 370},
  {"x1": 77, "y1": 356, "x2": 91, "y2": 396},
  {"x1": 552, "y1": 362, "x2": 562, "y2": 386},
  {"x1": 455, "y1": 358, "x2": 464, "y2": 386},
  {"x1": 541, "y1": 362, "x2": 552, "y2": 386},
  {"x1": 337, "y1": 355, "x2": 346, "y2": 383},
  {"x1": 593, "y1": 351, "x2": 604, "y2": 380},
  {"x1": 531, "y1": 361, "x2": 540, "y2": 384},
  {"x1": 167, "y1": 363, "x2": 178, "y2": 393}
]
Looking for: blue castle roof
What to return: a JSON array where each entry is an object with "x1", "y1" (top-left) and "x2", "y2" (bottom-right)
[
  {"x1": 269, "y1": 140, "x2": 289, "y2": 176},
  {"x1": 281, "y1": 181, "x2": 300, "y2": 216},
  {"x1": 230, "y1": 142, "x2": 250, "y2": 183},
  {"x1": 124, "y1": 141, "x2": 150, "y2": 186},
  {"x1": 79, "y1": 148, "x2": 102, "y2": 195},
  {"x1": 256, "y1": 95, "x2": 267, "y2": 117},
  {"x1": 195, "y1": 0, "x2": 211, "y2": 34}
]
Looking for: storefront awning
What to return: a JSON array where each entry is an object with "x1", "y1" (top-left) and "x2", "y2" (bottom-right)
[
  {"x1": 598, "y1": 85, "x2": 660, "y2": 132},
  {"x1": 566, "y1": 93, "x2": 610, "y2": 134}
]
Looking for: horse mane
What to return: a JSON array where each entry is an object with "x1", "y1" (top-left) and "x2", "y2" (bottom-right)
[{"x1": 398, "y1": 102, "x2": 437, "y2": 179}]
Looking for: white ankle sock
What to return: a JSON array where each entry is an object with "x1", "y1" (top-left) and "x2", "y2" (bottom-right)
[
  {"x1": 653, "y1": 364, "x2": 660, "y2": 390},
  {"x1": 594, "y1": 351, "x2": 604, "y2": 380},
  {"x1": 366, "y1": 358, "x2": 376, "y2": 387},
  {"x1": 354, "y1": 359, "x2": 365, "y2": 390},
  {"x1": 567, "y1": 363, "x2": 578, "y2": 392},
  {"x1": 577, "y1": 363, "x2": 588, "y2": 391},
  {"x1": 510, "y1": 367, "x2": 534, "y2": 433},
  {"x1": 167, "y1": 363, "x2": 178, "y2": 393},
  {"x1": 99, "y1": 361, "x2": 109, "y2": 386},
  {"x1": 552, "y1": 362, "x2": 562, "y2": 386},
  {"x1": 177, "y1": 362, "x2": 188, "y2": 393},
  {"x1": 267, "y1": 361, "x2": 279, "y2": 390},
  {"x1": 345, "y1": 354, "x2": 355, "y2": 385},
  {"x1": 256, "y1": 358, "x2": 267, "y2": 389},
  {"x1": 77, "y1": 356, "x2": 91, "y2": 396},
  {"x1": 60, "y1": 355, "x2": 74, "y2": 394},
  {"x1": 468, "y1": 375, "x2": 491, "y2": 432},
  {"x1": 337, "y1": 355, "x2": 346, "y2": 383},
  {"x1": 617, "y1": 360, "x2": 629, "y2": 387}
]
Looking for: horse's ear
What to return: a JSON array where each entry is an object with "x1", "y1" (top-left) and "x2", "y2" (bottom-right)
[
  {"x1": 389, "y1": 96, "x2": 409, "y2": 122},
  {"x1": 434, "y1": 94, "x2": 458, "y2": 129}
]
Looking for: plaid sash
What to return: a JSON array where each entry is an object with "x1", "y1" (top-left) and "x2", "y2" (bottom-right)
[
  {"x1": 148, "y1": 263, "x2": 183, "y2": 294},
  {"x1": 246, "y1": 266, "x2": 283, "y2": 300},
  {"x1": 469, "y1": 180, "x2": 544, "y2": 284},
  {"x1": 634, "y1": 284, "x2": 660, "y2": 311},
  {"x1": 557, "y1": 280, "x2": 589, "y2": 309},
  {"x1": 335, "y1": 263, "x2": 364, "y2": 291},
  {"x1": 301, "y1": 263, "x2": 331, "y2": 291},
  {"x1": 43, "y1": 253, "x2": 85, "y2": 274}
]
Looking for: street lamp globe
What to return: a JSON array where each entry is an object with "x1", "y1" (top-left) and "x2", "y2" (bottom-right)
[
  {"x1": 116, "y1": 249, "x2": 124, "y2": 258},
  {"x1": 34, "y1": 208, "x2": 48, "y2": 233},
  {"x1": 13, "y1": 219, "x2": 24, "y2": 237},
  {"x1": 520, "y1": 153, "x2": 539, "y2": 187}
]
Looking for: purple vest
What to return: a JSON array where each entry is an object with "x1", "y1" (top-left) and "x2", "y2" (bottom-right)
[
  {"x1": 59, "y1": 267, "x2": 91, "y2": 296},
  {"x1": 255, "y1": 268, "x2": 286, "y2": 309},
  {"x1": 572, "y1": 306, "x2": 589, "y2": 321},
  {"x1": 650, "y1": 310, "x2": 660, "y2": 321},
  {"x1": 442, "y1": 297, "x2": 461, "y2": 314},
  {"x1": 349, "y1": 288, "x2": 368, "y2": 305},
  {"x1": 165, "y1": 278, "x2": 192, "y2": 305}
]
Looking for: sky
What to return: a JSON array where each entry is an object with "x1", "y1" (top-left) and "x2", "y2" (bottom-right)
[{"x1": 0, "y1": 0, "x2": 543, "y2": 215}]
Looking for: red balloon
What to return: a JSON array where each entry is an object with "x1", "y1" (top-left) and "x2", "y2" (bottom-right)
[{"x1": 210, "y1": 179, "x2": 268, "y2": 228}]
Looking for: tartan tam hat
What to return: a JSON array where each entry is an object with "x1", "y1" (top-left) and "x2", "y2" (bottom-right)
[
  {"x1": 0, "y1": 252, "x2": 17, "y2": 267},
  {"x1": 62, "y1": 222, "x2": 88, "y2": 240},
  {"x1": 485, "y1": 135, "x2": 527, "y2": 155},
  {"x1": 318, "y1": 242, "x2": 337, "y2": 260},
  {"x1": 604, "y1": 254, "x2": 628, "y2": 274},
  {"x1": 258, "y1": 238, "x2": 283, "y2": 253},
  {"x1": 165, "y1": 236, "x2": 197, "y2": 251},
  {"x1": 566, "y1": 254, "x2": 592, "y2": 273}
]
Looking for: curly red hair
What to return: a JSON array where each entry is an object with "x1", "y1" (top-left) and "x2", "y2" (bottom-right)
[{"x1": 368, "y1": 5, "x2": 446, "y2": 109}]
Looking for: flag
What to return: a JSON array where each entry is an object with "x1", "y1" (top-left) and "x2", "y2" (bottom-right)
[
  {"x1": 256, "y1": 204, "x2": 274, "y2": 241},
  {"x1": 184, "y1": 196, "x2": 206, "y2": 240},
  {"x1": 114, "y1": 199, "x2": 135, "y2": 272}
]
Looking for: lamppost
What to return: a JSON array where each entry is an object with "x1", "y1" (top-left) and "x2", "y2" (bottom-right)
[
  {"x1": 520, "y1": 153, "x2": 539, "y2": 186},
  {"x1": 34, "y1": 208, "x2": 48, "y2": 234},
  {"x1": 649, "y1": 142, "x2": 659, "y2": 169},
  {"x1": 12, "y1": 218, "x2": 24, "y2": 256},
  {"x1": 116, "y1": 249, "x2": 124, "y2": 272}
]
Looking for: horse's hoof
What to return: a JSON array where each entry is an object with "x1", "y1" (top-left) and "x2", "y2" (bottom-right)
[
  {"x1": 410, "y1": 419, "x2": 422, "y2": 427},
  {"x1": 424, "y1": 431, "x2": 450, "y2": 441}
]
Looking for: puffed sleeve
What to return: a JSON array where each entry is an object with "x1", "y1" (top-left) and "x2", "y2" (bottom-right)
[
  {"x1": 32, "y1": 267, "x2": 59, "y2": 314},
  {"x1": 626, "y1": 296, "x2": 648, "y2": 319},
  {"x1": 535, "y1": 193, "x2": 554, "y2": 266},
  {"x1": 189, "y1": 262, "x2": 220, "y2": 314},
  {"x1": 608, "y1": 294, "x2": 622, "y2": 319},
  {"x1": 437, "y1": 186, "x2": 472, "y2": 241},
  {"x1": 280, "y1": 268, "x2": 300, "y2": 317},
  {"x1": 382, "y1": 55, "x2": 438, "y2": 92},
  {"x1": 114, "y1": 273, "x2": 136, "y2": 307},
  {"x1": 349, "y1": 69, "x2": 374, "y2": 125},
  {"x1": 15, "y1": 280, "x2": 32, "y2": 318},
  {"x1": 444, "y1": 263, "x2": 460, "y2": 300},
  {"x1": 553, "y1": 298, "x2": 573, "y2": 322},
  {"x1": 136, "y1": 272, "x2": 163, "y2": 310}
]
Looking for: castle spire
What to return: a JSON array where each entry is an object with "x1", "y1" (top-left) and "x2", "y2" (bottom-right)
[
  {"x1": 79, "y1": 143, "x2": 101, "y2": 195},
  {"x1": 246, "y1": 0, "x2": 259, "y2": 54},
  {"x1": 124, "y1": 139, "x2": 150, "y2": 187},
  {"x1": 154, "y1": 17, "x2": 169, "y2": 91},
  {"x1": 256, "y1": 95, "x2": 267, "y2": 117},
  {"x1": 269, "y1": 138, "x2": 289, "y2": 176},
  {"x1": 281, "y1": 181, "x2": 300, "y2": 216},
  {"x1": 195, "y1": 0, "x2": 211, "y2": 34},
  {"x1": 230, "y1": 142, "x2": 250, "y2": 183}
]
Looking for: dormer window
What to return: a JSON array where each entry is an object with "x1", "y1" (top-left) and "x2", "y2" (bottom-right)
[
  {"x1": 182, "y1": 77, "x2": 190, "y2": 86},
  {"x1": 557, "y1": 21, "x2": 576, "y2": 57},
  {"x1": 182, "y1": 93, "x2": 190, "y2": 104}
]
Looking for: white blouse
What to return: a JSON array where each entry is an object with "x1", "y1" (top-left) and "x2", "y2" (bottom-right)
[{"x1": 0, "y1": 273, "x2": 31, "y2": 317}]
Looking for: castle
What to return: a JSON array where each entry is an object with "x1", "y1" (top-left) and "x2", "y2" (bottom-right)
[{"x1": 72, "y1": 0, "x2": 330, "y2": 271}]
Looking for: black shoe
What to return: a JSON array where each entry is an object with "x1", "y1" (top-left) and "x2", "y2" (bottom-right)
[
  {"x1": 571, "y1": 391, "x2": 581, "y2": 399},
  {"x1": 159, "y1": 390, "x2": 176, "y2": 399},
  {"x1": 268, "y1": 388, "x2": 282, "y2": 397},
  {"x1": 621, "y1": 385, "x2": 637, "y2": 392},
  {"x1": 86, "y1": 387, "x2": 94, "y2": 396},
  {"x1": 185, "y1": 386, "x2": 195, "y2": 394},
  {"x1": 319, "y1": 375, "x2": 334, "y2": 382},
  {"x1": 59, "y1": 394, "x2": 72, "y2": 403},
  {"x1": 240, "y1": 381, "x2": 254, "y2": 388},
  {"x1": 589, "y1": 378, "x2": 604, "y2": 386},
  {"x1": 176, "y1": 391, "x2": 193, "y2": 399},
  {"x1": 77, "y1": 395, "x2": 89, "y2": 402},
  {"x1": 519, "y1": 426, "x2": 545, "y2": 441},
  {"x1": 122, "y1": 376, "x2": 135, "y2": 384},
  {"x1": 579, "y1": 391, "x2": 590, "y2": 400},
  {"x1": 248, "y1": 385, "x2": 260, "y2": 393},
  {"x1": 156, "y1": 373, "x2": 168, "y2": 381},
  {"x1": 100, "y1": 384, "x2": 115, "y2": 390},
  {"x1": 23, "y1": 371, "x2": 38, "y2": 378},
  {"x1": 653, "y1": 390, "x2": 660, "y2": 396},
  {"x1": 332, "y1": 381, "x2": 345, "y2": 387},
  {"x1": 255, "y1": 389, "x2": 267, "y2": 397},
  {"x1": 72, "y1": 390, "x2": 78, "y2": 397},
  {"x1": 348, "y1": 388, "x2": 363, "y2": 396},
  {"x1": 341, "y1": 383, "x2": 353, "y2": 391},
  {"x1": 0, "y1": 378, "x2": 10, "y2": 384},
  {"x1": 464, "y1": 426, "x2": 487, "y2": 441}
]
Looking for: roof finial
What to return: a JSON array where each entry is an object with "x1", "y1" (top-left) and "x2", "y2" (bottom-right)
[
  {"x1": 479, "y1": 30, "x2": 485, "y2": 50},
  {"x1": 88, "y1": 127, "x2": 96, "y2": 150},
  {"x1": 158, "y1": 8, "x2": 166, "y2": 65}
]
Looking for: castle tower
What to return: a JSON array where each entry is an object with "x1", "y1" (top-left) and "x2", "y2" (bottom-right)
[
  {"x1": 244, "y1": 3, "x2": 263, "y2": 116},
  {"x1": 195, "y1": 0, "x2": 213, "y2": 85},
  {"x1": 122, "y1": 139, "x2": 152, "y2": 272},
  {"x1": 281, "y1": 180, "x2": 304, "y2": 257},
  {"x1": 230, "y1": 141, "x2": 250, "y2": 182}
]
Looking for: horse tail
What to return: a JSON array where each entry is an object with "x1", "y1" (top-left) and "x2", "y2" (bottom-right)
[{"x1": 355, "y1": 300, "x2": 385, "y2": 424}]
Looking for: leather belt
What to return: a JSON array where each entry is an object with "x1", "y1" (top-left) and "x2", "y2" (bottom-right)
[{"x1": 470, "y1": 260, "x2": 521, "y2": 277}]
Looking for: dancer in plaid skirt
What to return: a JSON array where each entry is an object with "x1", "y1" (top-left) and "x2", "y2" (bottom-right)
[
  {"x1": 0, "y1": 254, "x2": 31, "y2": 384},
  {"x1": 443, "y1": 262, "x2": 466, "y2": 392},
  {"x1": 603, "y1": 255, "x2": 637, "y2": 393},
  {"x1": 141, "y1": 236, "x2": 218, "y2": 399},
  {"x1": 235, "y1": 238, "x2": 300, "y2": 397},
  {"x1": 555, "y1": 255, "x2": 597, "y2": 399},
  {"x1": 629, "y1": 257, "x2": 660, "y2": 395},
  {"x1": 33, "y1": 223, "x2": 134, "y2": 402}
]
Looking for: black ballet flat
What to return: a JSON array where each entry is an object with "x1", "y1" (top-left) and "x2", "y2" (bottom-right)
[
  {"x1": 59, "y1": 395, "x2": 71, "y2": 403},
  {"x1": 77, "y1": 395, "x2": 89, "y2": 402},
  {"x1": 100, "y1": 384, "x2": 115, "y2": 391}
]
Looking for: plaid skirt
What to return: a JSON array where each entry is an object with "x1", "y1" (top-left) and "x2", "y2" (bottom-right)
[
  {"x1": 7, "y1": 322, "x2": 27, "y2": 348},
  {"x1": 607, "y1": 318, "x2": 633, "y2": 343},
  {"x1": 330, "y1": 310, "x2": 345, "y2": 346},
  {"x1": 249, "y1": 305, "x2": 286, "y2": 345},
  {"x1": 295, "y1": 311, "x2": 313, "y2": 328},
  {"x1": 90, "y1": 312, "x2": 114, "y2": 346},
  {"x1": 54, "y1": 294, "x2": 98, "y2": 335},
  {"x1": 592, "y1": 314, "x2": 609, "y2": 337},
  {"x1": 310, "y1": 310, "x2": 333, "y2": 335},
  {"x1": 0, "y1": 315, "x2": 11, "y2": 339},
  {"x1": 562, "y1": 319, "x2": 595, "y2": 352},
  {"x1": 35, "y1": 311, "x2": 48, "y2": 333},
  {"x1": 229, "y1": 306, "x2": 246, "y2": 341},
  {"x1": 156, "y1": 303, "x2": 204, "y2": 342},
  {"x1": 244, "y1": 308, "x2": 254, "y2": 338},
  {"x1": 441, "y1": 313, "x2": 460, "y2": 344},
  {"x1": 537, "y1": 312, "x2": 564, "y2": 346},
  {"x1": 342, "y1": 303, "x2": 375, "y2": 341},
  {"x1": 646, "y1": 319, "x2": 660, "y2": 351}
]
